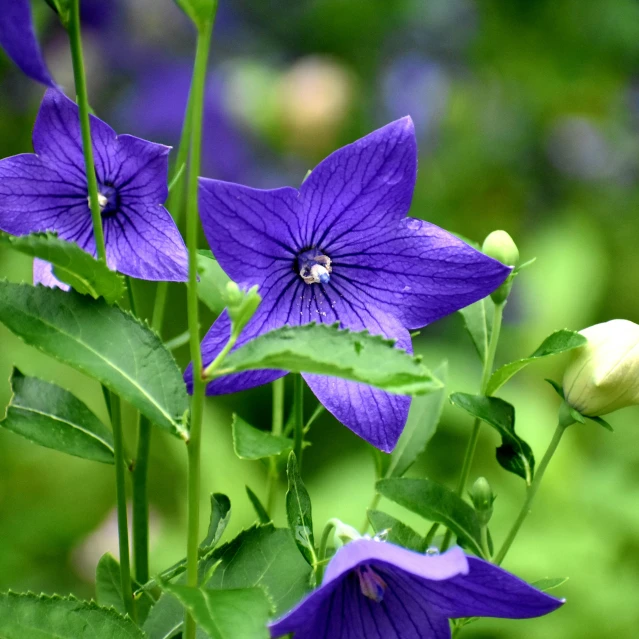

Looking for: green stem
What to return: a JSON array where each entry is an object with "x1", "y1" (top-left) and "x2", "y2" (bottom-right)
[
  {"x1": 132, "y1": 416, "x2": 151, "y2": 584},
  {"x1": 480, "y1": 523, "x2": 491, "y2": 560},
  {"x1": 184, "y1": 17, "x2": 216, "y2": 639},
  {"x1": 202, "y1": 334, "x2": 237, "y2": 379},
  {"x1": 266, "y1": 378, "x2": 285, "y2": 513},
  {"x1": 493, "y1": 421, "x2": 567, "y2": 565},
  {"x1": 316, "y1": 519, "x2": 340, "y2": 583},
  {"x1": 67, "y1": 0, "x2": 106, "y2": 262},
  {"x1": 110, "y1": 393, "x2": 135, "y2": 619},
  {"x1": 293, "y1": 375, "x2": 305, "y2": 470}
]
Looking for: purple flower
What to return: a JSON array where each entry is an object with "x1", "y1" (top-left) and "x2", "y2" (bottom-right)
[
  {"x1": 269, "y1": 539, "x2": 564, "y2": 639},
  {"x1": 0, "y1": 89, "x2": 188, "y2": 284},
  {"x1": 191, "y1": 118, "x2": 509, "y2": 451},
  {"x1": 0, "y1": 0, "x2": 55, "y2": 86}
]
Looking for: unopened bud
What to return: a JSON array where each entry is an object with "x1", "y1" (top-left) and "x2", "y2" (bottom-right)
[
  {"x1": 482, "y1": 231, "x2": 519, "y2": 304},
  {"x1": 469, "y1": 477, "x2": 495, "y2": 525},
  {"x1": 563, "y1": 319, "x2": 639, "y2": 416},
  {"x1": 224, "y1": 283, "x2": 261, "y2": 337}
]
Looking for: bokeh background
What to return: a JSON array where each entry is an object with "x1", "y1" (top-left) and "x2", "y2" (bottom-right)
[{"x1": 1, "y1": 0, "x2": 638, "y2": 637}]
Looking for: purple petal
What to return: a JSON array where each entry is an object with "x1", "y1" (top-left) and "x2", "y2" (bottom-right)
[
  {"x1": 332, "y1": 217, "x2": 512, "y2": 330},
  {"x1": 198, "y1": 178, "x2": 302, "y2": 287},
  {"x1": 299, "y1": 117, "x2": 416, "y2": 252},
  {"x1": 33, "y1": 258, "x2": 70, "y2": 291},
  {"x1": 0, "y1": 0, "x2": 55, "y2": 86}
]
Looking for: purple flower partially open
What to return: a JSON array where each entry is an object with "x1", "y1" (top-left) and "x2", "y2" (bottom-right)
[
  {"x1": 269, "y1": 539, "x2": 564, "y2": 639},
  {"x1": 0, "y1": 89, "x2": 188, "y2": 283},
  {"x1": 191, "y1": 118, "x2": 510, "y2": 451},
  {"x1": 0, "y1": 0, "x2": 55, "y2": 87}
]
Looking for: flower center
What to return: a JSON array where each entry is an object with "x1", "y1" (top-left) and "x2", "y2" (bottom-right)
[
  {"x1": 298, "y1": 248, "x2": 332, "y2": 285},
  {"x1": 356, "y1": 565, "x2": 387, "y2": 602},
  {"x1": 91, "y1": 183, "x2": 120, "y2": 219}
]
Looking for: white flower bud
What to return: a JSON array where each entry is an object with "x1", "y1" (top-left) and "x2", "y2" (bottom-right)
[{"x1": 563, "y1": 319, "x2": 639, "y2": 416}]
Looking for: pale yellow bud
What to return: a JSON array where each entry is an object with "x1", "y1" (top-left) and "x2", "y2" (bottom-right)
[{"x1": 563, "y1": 319, "x2": 639, "y2": 416}]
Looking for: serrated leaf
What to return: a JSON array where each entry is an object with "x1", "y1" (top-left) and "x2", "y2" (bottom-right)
[
  {"x1": 197, "y1": 250, "x2": 231, "y2": 315},
  {"x1": 216, "y1": 323, "x2": 441, "y2": 396},
  {"x1": 232, "y1": 414, "x2": 293, "y2": 460},
  {"x1": 388, "y1": 361, "x2": 448, "y2": 477},
  {"x1": 143, "y1": 593, "x2": 192, "y2": 639},
  {"x1": 173, "y1": 0, "x2": 218, "y2": 28},
  {"x1": 458, "y1": 297, "x2": 494, "y2": 364},
  {"x1": 0, "y1": 232, "x2": 125, "y2": 304},
  {"x1": 96, "y1": 553, "x2": 154, "y2": 625},
  {"x1": 0, "y1": 283, "x2": 188, "y2": 439},
  {"x1": 0, "y1": 368, "x2": 114, "y2": 464},
  {"x1": 486, "y1": 329, "x2": 587, "y2": 395},
  {"x1": 367, "y1": 510, "x2": 425, "y2": 552},
  {"x1": 286, "y1": 452, "x2": 316, "y2": 566},
  {"x1": 0, "y1": 592, "x2": 144, "y2": 638},
  {"x1": 531, "y1": 577, "x2": 569, "y2": 592},
  {"x1": 161, "y1": 584, "x2": 270, "y2": 639},
  {"x1": 376, "y1": 478, "x2": 484, "y2": 557},
  {"x1": 450, "y1": 393, "x2": 534, "y2": 484},
  {"x1": 246, "y1": 486, "x2": 271, "y2": 524}
]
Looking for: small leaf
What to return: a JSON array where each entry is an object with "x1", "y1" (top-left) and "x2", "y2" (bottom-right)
[
  {"x1": 531, "y1": 577, "x2": 569, "y2": 592},
  {"x1": 450, "y1": 393, "x2": 535, "y2": 484},
  {"x1": 0, "y1": 368, "x2": 114, "y2": 464},
  {"x1": 161, "y1": 584, "x2": 270, "y2": 639},
  {"x1": 588, "y1": 415, "x2": 614, "y2": 432},
  {"x1": 286, "y1": 452, "x2": 316, "y2": 566},
  {"x1": 173, "y1": 0, "x2": 218, "y2": 28},
  {"x1": 197, "y1": 250, "x2": 231, "y2": 315},
  {"x1": 0, "y1": 283, "x2": 189, "y2": 439},
  {"x1": 246, "y1": 486, "x2": 271, "y2": 524},
  {"x1": 0, "y1": 592, "x2": 145, "y2": 638},
  {"x1": 232, "y1": 414, "x2": 293, "y2": 460},
  {"x1": 388, "y1": 361, "x2": 448, "y2": 477},
  {"x1": 371, "y1": 448, "x2": 392, "y2": 480},
  {"x1": 201, "y1": 493, "x2": 232, "y2": 550},
  {"x1": 216, "y1": 323, "x2": 442, "y2": 396},
  {"x1": 486, "y1": 329, "x2": 587, "y2": 395},
  {"x1": 458, "y1": 297, "x2": 494, "y2": 364},
  {"x1": 367, "y1": 510, "x2": 425, "y2": 552},
  {"x1": 376, "y1": 478, "x2": 484, "y2": 557},
  {"x1": 0, "y1": 232, "x2": 125, "y2": 304}
]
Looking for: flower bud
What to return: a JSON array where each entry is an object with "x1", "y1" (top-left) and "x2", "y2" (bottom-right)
[
  {"x1": 563, "y1": 319, "x2": 639, "y2": 416},
  {"x1": 469, "y1": 477, "x2": 495, "y2": 526},
  {"x1": 482, "y1": 231, "x2": 519, "y2": 304}
]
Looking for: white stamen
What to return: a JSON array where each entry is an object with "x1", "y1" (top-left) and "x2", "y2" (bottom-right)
[{"x1": 89, "y1": 193, "x2": 109, "y2": 211}]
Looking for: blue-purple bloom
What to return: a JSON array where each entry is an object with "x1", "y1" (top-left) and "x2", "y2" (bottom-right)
[
  {"x1": 191, "y1": 118, "x2": 510, "y2": 451},
  {"x1": 269, "y1": 539, "x2": 564, "y2": 639},
  {"x1": 0, "y1": 0, "x2": 55, "y2": 86},
  {"x1": 0, "y1": 89, "x2": 188, "y2": 284}
]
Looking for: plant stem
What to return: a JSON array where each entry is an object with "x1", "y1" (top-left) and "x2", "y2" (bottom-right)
[
  {"x1": 494, "y1": 421, "x2": 567, "y2": 565},
  {"x1": 110, "y1": 393, "x2": 135, "y2": 619},
  {"x1": 315, "y1": 519, "x2": 339, "y2": 583},
  {"x1": 184, "y1": 16, "x2": 215, "y2": 639},
  {"x1": 67, "y1": 0, "x2": 106, "y2": 263},
  {"x1": 266, "y1": 378, "x2": 285, "y2": 513},
  {"x1": 293, "y1": 375, "x2": 305, "y2": 470},
  {"x1": 132, "y1": 415, "x2": 151, "y2": 584}
]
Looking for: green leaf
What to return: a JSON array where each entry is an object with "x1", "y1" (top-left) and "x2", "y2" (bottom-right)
[
  {"x1": 161, "y1": 584, "x2": 270, "y2": 639},
  {"x1": 531, "y1": 577, "x2": 569, "y2": 592},
  {"x1": 486, "y1": 329, "x2": 587, "y2": 395},
  {"x1": 0, "y1": 232, "x2": 125, "y2": 304},
  {"x1": 387, "y1": 361, "x2": 448, "y2": 477},
  {"x1": 0, "y1": 592, "x2": 144, "y2": 638},
  {"x1": 286, "y1": 452, "x2": 316, "y2": 566},
  {"x1": 367, "y1": 510, "x2": 425, "y2": 552},
  {"x1": 376, "y1": 478, "x2": 484, "y2": 557},
  {"x1": 458, "y1": 297, "x2": 494, "y2": 364},
  {"x1": 216, "y1": 323, "x2": 442, "y2": 396},
  {"x1": 173, "y1": 0, "x2": 218, "y2": 28},
  {"x1": 197, "y1": 250, "x2": 231, "y2": 315},
  {"x1": 201, "y1": 493, "x2": 232, "y2": 550},
  {"x1": 0, "y1": 283, "x2": 189, "y2": 439},
  {"x1": 96, "y1": 554, "x2": 154, "y2": 625},
  {"x1": 0, "y1": 368, "x2": 114, "y2": 464},
  {"x1": 232, "y1": 414, "x2": 293, "y2": 460},
  {"x1": 142, "y1": 594, "x2": 189, "y2": 639},
  {"x1": 246, "y1": 486, "x2": 271, "y2": 524},
  {"x1": 450, "y1": 393, "x2": 535, "y2": 484},
  {"x1": 203, "y1": 524, "x2": 313, "y2": 615}
]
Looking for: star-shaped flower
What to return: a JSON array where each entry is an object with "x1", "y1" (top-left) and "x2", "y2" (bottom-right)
[
  {"x1": 269, "y1": 539, "x2": 564, "y2": 639},
  {"x1": 0, "y1": 0, "x2": 55, "y2": 86},
  {"x1": 0, "y1": 89, "x2": 188, "y2": 284},
  {"x1": 192, "y1": 118, "x2": 509, "y2": 451}
]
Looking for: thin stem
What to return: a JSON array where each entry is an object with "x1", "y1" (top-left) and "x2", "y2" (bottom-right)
[
  {"x1": 67, "y1": 0, "x2": 106, "y2": 262},
  {"x1": 202, "y1": 334, "x2": 237, "y2": 379},
  {"x1": 132, "y1": 415, "x2": 151, "y2": 584},
  {"x1": 480, "y1": 524, "x2": 491, "y2": 560},
  {"x1": 184, "y1": 17, "x2": 216, "y2": 639},
  {"x1": 494, "y1": 421, "x2": 567, "y2": 565},
  {"x1": 110, "y1": 393, "x2": 135, "y2": 619},
  {"x1": 266, "y1": 378, "x2": 285, "y2": 513},
  {"x1": 293, "y1": 375, "x2": 305, "y2": 470},
  {"x1": 315, "y1": 519, "x2": 340, "y2": 583}
]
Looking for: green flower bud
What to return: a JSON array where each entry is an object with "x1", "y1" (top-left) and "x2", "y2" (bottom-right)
[
  {"x1": 469, "y1": 477, "x2": 495, "y2": 526},
  {"x1": 563, "y1": 319, "x2": 639, "y2": 416},
  {"x1": 224, "y1": 283, "x2": 262, "y2": 337},
  {"x1": 482, "y1": 231, "x2": 519, "y2": 304}
]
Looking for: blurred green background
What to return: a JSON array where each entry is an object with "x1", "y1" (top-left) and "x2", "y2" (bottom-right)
[{"x1": 1, "y1": 0, "x2": 638, "y2": 637}]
